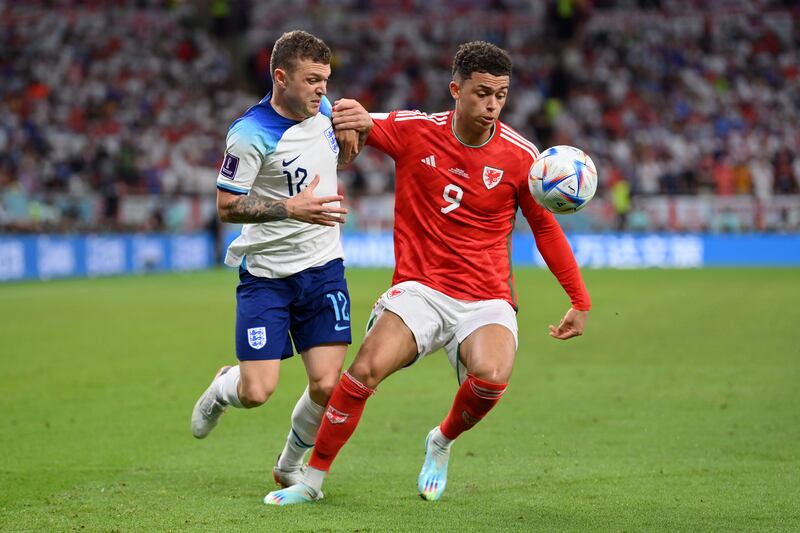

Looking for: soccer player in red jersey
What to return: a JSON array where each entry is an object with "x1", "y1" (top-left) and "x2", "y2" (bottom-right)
[{"x1": 265, "y1": 41, "x2": 590, "y2": 505}]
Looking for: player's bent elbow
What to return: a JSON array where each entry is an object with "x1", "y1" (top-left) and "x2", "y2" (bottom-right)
[
  {"x1": 217, "y1": 208, "x2": 233, "y2": 223},
  {"x1": 216, "y1": 190, "x2": 239, "y2": 223}
]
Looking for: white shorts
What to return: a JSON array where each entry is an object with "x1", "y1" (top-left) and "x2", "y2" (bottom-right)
[{"x1": 366, "y1": 281, "x2": 518, "y2": 383}]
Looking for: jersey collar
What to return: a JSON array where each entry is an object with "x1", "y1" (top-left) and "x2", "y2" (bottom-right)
[
  {"x1": 262, "y1": 92, "x2": 305, "y2": 124},
  {"x1": 451, "y1": 112, "x2": 496, "y2": 149}
]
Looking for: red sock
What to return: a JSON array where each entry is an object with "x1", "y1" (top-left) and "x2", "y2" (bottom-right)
[
  {"x1": 308, "y1": 372, "x2": 375, "y2": 472},
  {"x1": 439, "y1": 374, "x2": 507, "y2": 440}
]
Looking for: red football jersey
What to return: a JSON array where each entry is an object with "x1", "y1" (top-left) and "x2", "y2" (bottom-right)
[{"x1": 366, "y1": 110, "x2": 590, "y2": 311}]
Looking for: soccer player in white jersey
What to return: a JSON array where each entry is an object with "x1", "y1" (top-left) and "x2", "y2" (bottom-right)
[{"x1": 191, "y1": 31, "x2": 366, "y2": 492}]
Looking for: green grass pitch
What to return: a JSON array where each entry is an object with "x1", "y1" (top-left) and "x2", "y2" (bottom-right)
[{"x1": 1, "y1": 267, "x2": 799, "y2": 531}]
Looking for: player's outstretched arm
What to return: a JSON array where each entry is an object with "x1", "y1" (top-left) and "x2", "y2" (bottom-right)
[
  {"x1": 217, "y1": 175, "x2": 347, "y2": 226},
  {"x1": 549, "y1": 307, "x2": 589, "y2": 340},
  {"x1": 518, "y1": 183, "x2": 591, "y2": 331},
  {"x1": 335, "y1": 129, "x2": 359, "y2": 169},
  {"x1": 332, "y1": 99, "x2": 373, "y2": 132},
  {"x1": 333, "y1": 98, "x2": 373, "y2": 167}
]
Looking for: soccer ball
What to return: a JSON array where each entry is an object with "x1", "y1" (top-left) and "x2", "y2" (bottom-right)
[{"x1": 528, "y1": 145, "x2": 598, "y2": 214}]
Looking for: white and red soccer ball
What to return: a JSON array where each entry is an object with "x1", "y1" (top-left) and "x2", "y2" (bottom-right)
[{"x1": 528, "y1": 145, "x2": 598, "y2": 214}]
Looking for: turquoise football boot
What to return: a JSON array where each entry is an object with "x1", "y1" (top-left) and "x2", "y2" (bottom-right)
[{"x1": 417, "y1": 427, "x2": 451, "y2": 501}]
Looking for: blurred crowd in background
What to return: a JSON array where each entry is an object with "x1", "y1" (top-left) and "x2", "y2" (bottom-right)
[{"x1": 1, "y1": 0, "x2": 798, "y2": 234}]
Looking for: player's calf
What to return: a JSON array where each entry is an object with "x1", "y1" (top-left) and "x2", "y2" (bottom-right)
[{"x1": 440, "y1": 374, "x2": 507, "y2": 440}]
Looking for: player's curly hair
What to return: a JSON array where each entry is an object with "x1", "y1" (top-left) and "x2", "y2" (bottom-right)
[
  {"x1": 452, "y1": 41, "x2": 512, "y2": 81},
  {"x1": 270, "y1": 30, "x2": 331, "y2": 75}
]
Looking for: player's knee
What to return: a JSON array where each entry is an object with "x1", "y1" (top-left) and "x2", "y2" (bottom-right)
[
  {"x1": 308, "y1": 375, "x2": 338, "y2": 403},
  {"x1": 469, "y1": 363, "x2": 512, "y2": 384},
  {"x1": 238, "y1": 383, "x2": 274, "y2": 408},
  {"x1": 347, "y1": 333, "x2": 408, "y2": 389},
  {"x1": 347, "y1": 358, "x2": 382, "y2": 390}
]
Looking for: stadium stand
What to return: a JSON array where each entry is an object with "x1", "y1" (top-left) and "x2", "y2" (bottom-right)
[{"x1": 1, "y1": 0, "x2": 798, "y2": 233}]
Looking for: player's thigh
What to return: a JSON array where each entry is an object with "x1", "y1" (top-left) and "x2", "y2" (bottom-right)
[
  {"x1": 457, "y1": 301, "x2": 518, "y2": 383},
  {"x1": 459, "y1": 325, "x2": 516, "y2": 383},
  {"x1": 235, "y1": 269, "x2": 294, "y2": 361},
  {"x1": 300, "y1": 343, "x2": 347, "y2": 402},
  {"x1": 290, "y1": 259, "x2": 352, "y2": 354},
  {"x1": 367, "y1": 281, "x2": 453, "y2": 363},
  {"x1": 348, "y1": 310, "x2": 418, "y2": 389}
]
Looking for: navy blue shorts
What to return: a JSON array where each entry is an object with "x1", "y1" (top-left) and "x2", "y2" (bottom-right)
[{"x1": 235, "y1": 259, "x2": 351, "y2": 361}]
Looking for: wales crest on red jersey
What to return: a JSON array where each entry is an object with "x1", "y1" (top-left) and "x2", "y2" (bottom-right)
[{"x1": 482, "y1": 166, "x2": 504, "y2": 189}]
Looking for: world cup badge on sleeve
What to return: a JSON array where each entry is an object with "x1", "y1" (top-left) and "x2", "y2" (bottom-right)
[
  {"x1": 247, "y1": 327, "x2": 267, "y2": 350},
  {"x1": 220, "y1": 152, "x2": 240, "y2": 179}
]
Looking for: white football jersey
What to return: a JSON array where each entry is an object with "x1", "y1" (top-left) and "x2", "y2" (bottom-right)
[{"x1": 217, "y1": 94, "x2": 343, "y2": 278}]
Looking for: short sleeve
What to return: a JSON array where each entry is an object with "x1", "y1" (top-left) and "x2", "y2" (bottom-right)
[
  {"x1": 216, "y1": 121, "x2": 265, "y2": 195},
  {"x1": 319, "y1": 96, "x2": 333, "y2": 119}
]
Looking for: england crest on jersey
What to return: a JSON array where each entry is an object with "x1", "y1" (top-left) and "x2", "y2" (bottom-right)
[
  {"x1": 324, "y1": 126, "x2": 339, "y2": 154},
  {"x1": 482, "y1": 166, "x2": 504, "y2": 189},
  {"x1": 247, "y1": 327, "x2": 267, "y2": 350}
]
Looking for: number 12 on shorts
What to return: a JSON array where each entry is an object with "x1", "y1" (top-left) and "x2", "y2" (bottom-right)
[
  {"x1": 326, "y1": 291, "x2": 350, "y2": 330},
  {"x1": 441, "y1": 184, "x2": 463, "y2": 214}
]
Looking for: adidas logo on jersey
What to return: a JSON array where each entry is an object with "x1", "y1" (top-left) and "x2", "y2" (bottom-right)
[{"x1": 421, "y1": 155, "x2": 437, "y2": 168}]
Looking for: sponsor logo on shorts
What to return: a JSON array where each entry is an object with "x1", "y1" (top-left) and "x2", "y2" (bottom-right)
[
  {"x1": 387, "y1": 288, "x2": 404, "y2": 298},
  {"x1": 326, "y1": 405, "x2": 349, "y2": 424},
  {"x1": 247, "y1": 327, "x2": 267, "y2": 350},
  {"x1": 220, "y1": 153, "x2": 240, "y2": 179}
]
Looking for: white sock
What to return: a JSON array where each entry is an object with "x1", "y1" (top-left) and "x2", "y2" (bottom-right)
[
  {"x1": 277, "y1": 387, "x2": 324, "y2": 470},
  {"x1": 432, "y1": 426, "x2": 453, "y2": 450},
  {"x1": 302, "y1": 466, "x2": 327, "y2": 494},
  {"x1": 217, "y1": 365, "x2": 243, "y2": 408}
]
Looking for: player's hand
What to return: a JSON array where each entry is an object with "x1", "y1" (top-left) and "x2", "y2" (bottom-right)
[
  {"x1": 332, "y1": 99, "x2": 373, "y2": 132},
  {"x1": 285, "y1": 175, "x2": 348, "y2": 227},
  {"x1": 549, "y1": 308, "x2": 588, "y2": 340},
  {"x1": 336, "y1": 128, "x2": 359, "y2": 168}
]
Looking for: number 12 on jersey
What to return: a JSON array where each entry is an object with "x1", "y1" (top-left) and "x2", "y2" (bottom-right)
[
  {"x1": 441, "y1": 184, "x2": 463, "y2": 214},
  {"x1": 284, "y1": 167, "x2": 308, "y2": 196}
]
